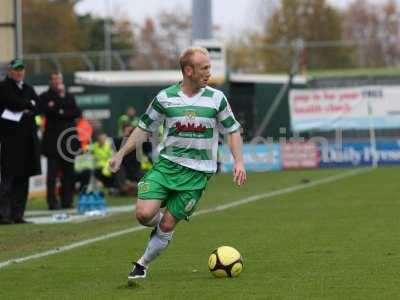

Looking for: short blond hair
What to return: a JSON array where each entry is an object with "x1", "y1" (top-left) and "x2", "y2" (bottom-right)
[{"x1": 179, "y1": 46, "x2": 209, "y2": 73}]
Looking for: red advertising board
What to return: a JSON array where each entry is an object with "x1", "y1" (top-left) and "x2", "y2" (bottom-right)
[{"x1": 281, "y1": 142, "x2": 319, "y2": 169}]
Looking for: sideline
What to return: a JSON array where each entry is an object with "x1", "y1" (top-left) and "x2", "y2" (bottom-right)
[
  {"x1": 25, "y1": 205, "x2": 136, "y2": 224},
  {"x1": 0, "y1": 168, "x2": 371, "y2": 270}
]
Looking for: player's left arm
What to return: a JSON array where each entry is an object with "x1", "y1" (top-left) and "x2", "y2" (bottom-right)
[
  {"x1": 216, "y1": 94, "x2": 246, "y2": 186},
  {"x1": 227, "y1": 130, "x2": 246, "y2": 186}
]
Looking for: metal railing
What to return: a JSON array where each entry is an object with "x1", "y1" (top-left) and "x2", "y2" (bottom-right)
[
  {"x1": 20, "y1": 38, "x2": 400, "y2": 74},
  {"x1": 23, "y1": 49, "x2": 139, "y2": 74}
]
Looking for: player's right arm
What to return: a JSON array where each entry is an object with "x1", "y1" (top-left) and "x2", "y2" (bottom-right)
[
  {"x1": 109, "y1": 127, "x2": 149, "y2": 172},
  {"x1": 109, "y1": 96, "x2": 165, "y2": 173}
]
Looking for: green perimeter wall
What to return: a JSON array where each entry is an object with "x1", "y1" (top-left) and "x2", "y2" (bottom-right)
[{"x1": 227, "y1": 81, "x2": 306, "y2": 141}]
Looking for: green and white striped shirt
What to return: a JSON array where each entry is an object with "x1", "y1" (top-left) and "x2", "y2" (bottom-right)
[{"x1": 138, "y1": 83, "x2": 240, "y2": 172}]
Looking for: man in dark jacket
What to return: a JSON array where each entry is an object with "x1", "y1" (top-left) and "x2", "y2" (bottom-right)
[
  {"x1": 39, "y1": 72, "x2": 81, "y2": 210},
  {"x1": 0, "y1": 59, "x2": 41, "y2": 224}
]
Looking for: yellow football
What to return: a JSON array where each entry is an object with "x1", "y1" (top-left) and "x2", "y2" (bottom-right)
[{"x1": 208, "y1": 246, "x2": 243, "y2": 278}]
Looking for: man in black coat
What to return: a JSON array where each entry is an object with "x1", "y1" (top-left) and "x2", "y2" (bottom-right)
[
  {"x1": 0, "y1": 59, "x2": 41, "y2": 224},
  {"x1": 39, "y1": 72, "x2": 81, "y2": 210}
]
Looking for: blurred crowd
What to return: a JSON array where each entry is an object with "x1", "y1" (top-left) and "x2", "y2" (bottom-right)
[
  {"x1": 36, "y1": 73, "x2": 153, "y2": 209},
  {"x1": 0, "y1": 60, "x2": 152, "y2": 224}
]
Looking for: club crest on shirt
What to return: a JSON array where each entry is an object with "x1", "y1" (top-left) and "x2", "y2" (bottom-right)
[
  {"x1": 138, "y1": 181, "x2": 150, "y2": 193},
  {"x1": 185, "y1": 110, "x2": 197, "y2": 120}
]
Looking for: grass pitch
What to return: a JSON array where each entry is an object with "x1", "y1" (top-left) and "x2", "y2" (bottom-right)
[{"x1": 0, "y1": 167, "x2": 399, "y2": 299}]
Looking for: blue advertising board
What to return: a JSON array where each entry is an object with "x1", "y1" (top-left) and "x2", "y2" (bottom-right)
[
  {"x1": 219, "y1": 144, "x2": 281, "y2": 172},
  {"x1": 319, "y1": 141, "x2": 400, "y2": 167}
]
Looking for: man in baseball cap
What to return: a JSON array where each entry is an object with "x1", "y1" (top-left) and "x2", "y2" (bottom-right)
[
  {"x1": 8, "y1": 58, "x2": 25, "y2": 70},
  {"x1": 0, "y1": 58, "x2": 41, "y2": 224}
]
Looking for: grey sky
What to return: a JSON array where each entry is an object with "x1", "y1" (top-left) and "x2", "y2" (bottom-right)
[
  {"x1": 75, "y1": 0, "x2": 264, "y2": 38},
  {"x1": 75, "y1": 0, "x2": 395, "y2": 38}
]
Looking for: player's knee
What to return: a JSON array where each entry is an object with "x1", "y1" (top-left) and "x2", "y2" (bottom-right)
[{"x1": 135, "y1": 208, "x2": 154, "y2": 225}]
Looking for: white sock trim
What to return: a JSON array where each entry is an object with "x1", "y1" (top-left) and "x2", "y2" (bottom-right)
[
  {"x1": 143, "y1": 211, "x2": 163, "y2": 227},
  {"x1": 136, "y1": 224, "x2": 174, "y2": 268},
  {"x1": 156, "y1": 224, "x2": 173, "y2": 241},
  {"x1": 137, "y1": 257, "x2": 148, "y2": 268}
]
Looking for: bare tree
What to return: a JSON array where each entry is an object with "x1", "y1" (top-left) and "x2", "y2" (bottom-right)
[
  {"x1": 343, "y1": 0, "x2": 400, "y2": 68},
  {"x1": 131, "y1": 8, "x2": 191, "y2": 70},
  {"x1": 228, "y1": 0, "x2": 352, "y2": 73}
]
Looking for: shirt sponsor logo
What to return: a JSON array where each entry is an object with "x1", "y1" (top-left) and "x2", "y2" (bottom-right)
[{"x1": 175, "y1": 121, "x2": 206, "y2": 133}]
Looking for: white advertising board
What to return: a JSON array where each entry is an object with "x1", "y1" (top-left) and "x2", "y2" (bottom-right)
[{"x1": 289, "y1": 86, "x2": 400, "y2": 131}]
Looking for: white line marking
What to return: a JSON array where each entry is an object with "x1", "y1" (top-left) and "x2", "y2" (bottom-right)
[
  {"x1": 25, "y1": 204, "x2": 135, "y2": 217},
  {"x1": 26, "y1": 205, "x2": 136, "y2": 224},
  {"x1": 0, "y1": 168, "x2": 370, "y2": 270}
]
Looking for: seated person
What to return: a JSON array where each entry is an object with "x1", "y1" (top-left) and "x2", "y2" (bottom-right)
[
  {"x1": 74, "y1": 149, "x2": 94, "y2": 193},
  {"x1": 114, "y1": 124, "x2": 145, "y2": 195},
  {"x1": 91, "y1": 132, "x2": 117, "y2": 194},
  {"x1": 117, "y1": 106, "x2": 139, "y2": 137}
]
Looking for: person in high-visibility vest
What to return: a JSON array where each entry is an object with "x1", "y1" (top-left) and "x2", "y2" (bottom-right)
[
  {"x1": 114, "y1": 124, "x2": 144, "y2": 196},
  {"x1": 117, "y1": 106, "x2": 139, "y2": 137},
  {"x1": 91, "y1": 132, "x2": 116, "y2": 191}
]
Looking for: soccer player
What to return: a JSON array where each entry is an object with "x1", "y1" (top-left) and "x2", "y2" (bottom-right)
[{"x1": 109, "y1": 46, "x2": 246, "y2": 280}]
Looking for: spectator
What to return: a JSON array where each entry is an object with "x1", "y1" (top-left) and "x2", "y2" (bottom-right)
[
  {"x1": 117, "y1": 106, "x2": 139, "y2": 137},
  {"x1": 114, "y1": 124, "x2": 144, "y2": 195},
  {"x1": 0, "y1": 59, "x2": 41, "y2": 224},
  {"x1": 39, "y1": 72, "x2": 81, "y2": 210},
  {"x1": 91, "y1": 132, "x2": 116, "y2": 193},
  {"x1": 74, "y1": 117, "x2": 94, "y2": 192},
  {"x1": 76, "y1": 116, "x2": 93, "y2": 151}
]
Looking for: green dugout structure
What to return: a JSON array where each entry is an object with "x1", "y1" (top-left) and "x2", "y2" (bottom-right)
[
  {"x1": 227, "y1": 74, "x2": 307, "y2": 140},
  {"x1": 28, "y1": 71, "x2": 307, "y2": 141}
]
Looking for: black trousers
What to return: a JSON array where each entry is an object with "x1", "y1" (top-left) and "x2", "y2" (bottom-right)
[
  {"x1": 46, "y1": 157, "x2": 75, "y2": 209},
  {"x1": 75, "y1": 169, "x2": 91, "y2": 193},
  {"x1": 0, "y1": 173, "x2": 29, "y2": 221},
  {"x1": 94, "y1": 169, "x2": 115, "y2": 189}
]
